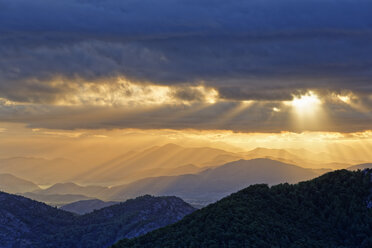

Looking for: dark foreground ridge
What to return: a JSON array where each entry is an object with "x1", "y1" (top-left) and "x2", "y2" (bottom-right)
[
  {"x1": 0, "y1": 193, "x2": 195, "y2": 248},
  {"x1": 113, "y1": 169, "x2": 372, "y2": 248}
]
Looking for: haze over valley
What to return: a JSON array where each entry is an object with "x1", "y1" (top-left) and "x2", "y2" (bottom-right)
[{"x1": 1, "y1": 143, "x2": 371, "y2": 208}]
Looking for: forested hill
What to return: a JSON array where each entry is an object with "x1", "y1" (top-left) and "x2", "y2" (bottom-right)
[
  {"x1": 113, "y1": 169, "x2": 372, "y2": 248},
  {"x1": 0, "y1": 193, "x2": 195, "y2": 248}
]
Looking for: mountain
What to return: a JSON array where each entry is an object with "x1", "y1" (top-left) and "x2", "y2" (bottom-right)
[
  {"x1": 60, "y1": 199, "x2": 118, "y2": 215},
  {"x1": 21, "y1": 192, "x2": 95, "y2": 207},
  {"x1": 34, "y1": 182, "x2": 107, "y2": 198},
  {"x1": 23, "y1": 159, "x2": 326, "y2": 207},
  {"x1": 127, "y1": 164, "x2": 205, "y2": 180},
  {"x1": 0, "y1": 192, "x2": 195, "y2": 248},
  {"x1": 75, "y1": 143, "x2": 242, "y2": 184},
  {"x1": 0, "y1": 191, "x2": 75, "y2": 247},
  {"x1": 348, "y1": 163, "x2": 372, "y2": 171},
  {"x1": 113, "y1": 170, "x2": 372, "y2": 248},
  {"x1": 0, "y1": 173, "x2": 40, "y2": 193},
  {"x1": 0, "y1": 157, "x2": 79, "y2": 184},
  {"x1": 244, "y1": 147, "x2": 350, "y2": 169},
  {"x1": 245, "y1": 147, "x2": 304, "y2": 162},
  {"x1": 105, "y1": 159, "x2": 322, "y2": 205},
  {"x1": 25, "y1": 182, "x2": 109, "y2": 206}
]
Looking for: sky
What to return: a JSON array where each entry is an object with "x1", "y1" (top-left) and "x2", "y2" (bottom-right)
[{"x1": 0, "y1": 0, "x2": 371, "y2": 163}]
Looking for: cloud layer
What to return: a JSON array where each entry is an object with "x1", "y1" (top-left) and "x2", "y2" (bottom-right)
[{"x1": 0, "y1": 0, "x2": 371, "y2": 132}]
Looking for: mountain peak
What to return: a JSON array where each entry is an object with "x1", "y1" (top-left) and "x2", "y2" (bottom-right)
[{"x1": 159, "y1": 143, "x2": 183, "y2": 150}]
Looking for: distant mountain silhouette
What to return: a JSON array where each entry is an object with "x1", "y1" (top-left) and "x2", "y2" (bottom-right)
[
  {"x1": 21, "y1": 192, "x2": 94, "y2": 207},
  {"x1": 105, "y1": 158, "x2": 322, "y2": 205},
  {"x1": 244, "y1": 147, "x2": 350, "y2": 169},
  {"x1": 245, "y1": 147, "x2": 304, "y2": 161},
  {"x1": 348, "y1": 163, "x2": 372, "y2": 171},
  {"x1": 0, "y1": 173, "x2": 40, "y2": 193},
  {"x1": 0, "y1": 192, "x2": 195, "y2": 248},
  {"x1": 113, "y1": 170, "x2": 372, "y2": 248},
  {"x1": 0, "y1": 145, "x2": 356, "y2": 187},
  {"x1": 75, "y1": 143, "x2": 242, "y2": 184},
  {"x1": 128, "y1": 164, "x2": 204, "y2": 180},
  {"x1": 60, "y1": 199, "x2": 118, "y2": 215},
  {"x1": 33, "y1": 182, "x2": 107, "y2": 197},
  {"x1": 22, "y1": 158, "x2": 329, "y2": 206},
  {"x1": 0, "y1": 157, "x2": 78, "y2": 184}
]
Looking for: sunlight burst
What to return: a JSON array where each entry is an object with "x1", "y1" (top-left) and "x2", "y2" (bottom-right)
[{"x1": 291, "y1": 92, "x2": 321, "y2": 115}]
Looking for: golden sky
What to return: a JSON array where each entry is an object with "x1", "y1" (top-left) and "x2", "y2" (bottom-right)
[{"x1": 1, "y1": 1, "x2": 372, "y2": 170}]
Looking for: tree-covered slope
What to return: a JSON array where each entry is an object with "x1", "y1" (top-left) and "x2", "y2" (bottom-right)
[
  {"x1": 113, "y1": 170, "x2": 372, "y2": 248},
  {"x1": 0, "y1": 192, "x2": 75, "y2": 247},
  {"x1": 0, "y1": 193, "x2": 195, "y2": 248}
]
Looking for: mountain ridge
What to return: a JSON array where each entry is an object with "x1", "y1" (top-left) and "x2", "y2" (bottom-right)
[
  {"x1": 60, "y1": 199, "x2": 118, "y2": 215},
  {"x1": 0, "y1": 173, "x2": 40, "y2": 193},
  {"x1": 113, "y1": 169, "x2": 372, "y2": 248},
  {"x1": 105, "y1": 158, "x2": 322, "y2": 205},
  {"x1": 0, "y1": 192, "x2": 195, "y2": 248}
]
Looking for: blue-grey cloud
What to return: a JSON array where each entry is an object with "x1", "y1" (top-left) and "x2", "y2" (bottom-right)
[{"x1": 0, "y1": 0, "x2": 371, "y2": 132}]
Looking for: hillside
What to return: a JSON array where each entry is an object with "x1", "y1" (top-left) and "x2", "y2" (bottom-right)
[
  {"x1": 0, "y1": 173, "x2": 40, "y2": 193},
  {"x1": 0, "y1": 193, "x2": 195, "y2": 248},
  {"x1": 113, "y1": 170, "x2": 372, "y2": 248},
  {"x1": 60, "y1": 199, "x2": 118, "y2": 215},
  {"x1": 106, "y1": 159, "x2": 321, "y2": 205},
  {"x1": 0, "y1": 191, "x2": 75, "y2": 247}
]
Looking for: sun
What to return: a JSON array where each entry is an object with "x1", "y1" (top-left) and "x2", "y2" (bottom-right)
[
  {"x1": 285, "y1": 91, "x2": 324, "y2": 130},
  {"x1": 291, "y1": 92, "x2": 321, "y2": 115}
]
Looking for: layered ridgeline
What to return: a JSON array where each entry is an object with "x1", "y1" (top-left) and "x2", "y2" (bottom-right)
[
  {"x1": 106, "y1": 159, "x2": 322, "y2": 206},
  {"x1": 28, "y1": 159, "x2": 324, "y2": 207},
  {"x1": 0, "y1": 173, "x2": 40, "y2": 193},
  {"x1": 113, "y1": 170, "x2": 372, "y2": 248},
  {"x1": 0, "y1": 144, "x2": 354, "y2": 186},
  {"x1": 0, "y1": 193, "x2": 195, "y2": 248}
]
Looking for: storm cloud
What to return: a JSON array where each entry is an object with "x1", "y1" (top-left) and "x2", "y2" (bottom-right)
[{"x1": 0, "y1": 0, "x2": 371, "y2": 132}]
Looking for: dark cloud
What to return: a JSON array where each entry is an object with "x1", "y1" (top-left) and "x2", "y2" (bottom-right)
[
  {"x1": 171, "y1": 87, "x2": 207, "y2": 102},
  {"x1": 0, "y1": 0, "x2": 371, "y2": 132}
]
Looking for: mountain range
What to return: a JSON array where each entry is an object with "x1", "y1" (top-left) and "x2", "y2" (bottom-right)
[
  {"x1": 0, "y1": 173, "x2": 40, "y2": 194},
  {"x1": 1, "y1": 144, "x2": 370, "y2": 211},
  {"x1": 113, "y1": 169, "x2": 372, "y2": 248},
  {"x1": 73, "y1": 143, "x2": 242, "y2": 184},
  {"x1": 28, "y1": 158, "x2": 326, "y2": 207},
  {"x1": 1, "y1": 144, "x2": 358, "y2": 186},
  {"x1": 1, "y1": 166, "x2": 371, "y2": 247},
  {"x1": 104, "y1": 158, "x2": 324, "y2": 205},
  {"x1": 21, "y1": 192, "x2": 95, "y2": 207}
]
